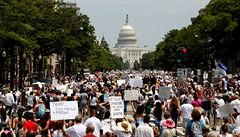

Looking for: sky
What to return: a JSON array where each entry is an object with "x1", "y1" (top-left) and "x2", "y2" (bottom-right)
[{"x1": 66, "y1": 0, "x2": 210, "y2": 48}]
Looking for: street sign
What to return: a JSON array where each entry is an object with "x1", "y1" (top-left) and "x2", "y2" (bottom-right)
[
  {"x1": 177, "y1": 68, "x2": 188, "y2": 80},
  {"x1": 178, "y1": 80, "x2": 187, "y2": 90},
  {"x1": 203, "y1": 88, "x2": 215, "y2": 100}
]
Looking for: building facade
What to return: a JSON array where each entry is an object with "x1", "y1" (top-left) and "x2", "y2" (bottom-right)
[{"x1": 110, "y1": 15, "x2": 154, "y2": 68}]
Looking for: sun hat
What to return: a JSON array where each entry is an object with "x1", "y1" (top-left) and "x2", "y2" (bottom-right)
[
  {"x1": 117, "y1": 121, "x2": 132, "y2": 132},
  {"x1": 162, "y1": 119, "x2": 175, "y2": 128}
]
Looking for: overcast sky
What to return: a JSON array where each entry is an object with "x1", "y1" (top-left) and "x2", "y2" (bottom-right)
[{"x1": 66, "y1": 0, "x2": 210, "y2": 48}]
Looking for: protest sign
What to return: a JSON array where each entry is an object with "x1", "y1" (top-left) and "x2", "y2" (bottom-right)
[
  {"x1": 117, "y1": 80, "x2": 126, "y2": 87},
  {"x1": 109, "y1": 96, "x2": 124, "y2": 119},
  {"x1": 129, "y1": 79, "x2": 143, "y2": 88},
  {"x1": 104, "y1": 93, "x2": 110, "y2": 102},
  {"x1": 52, "y1": 79, "x2": 58, "y2": 88},
  {"x1": 50, "y1": 101, "x2": 78, "y2": 120},
  {"x1": 124, "y1": 90, "x2": 139, "y2": 101},
  {"x1": 159, "y1": 87, "x2": 171, "y2": 99},
  {"x1": 216, "y1": 103, "x2": 235, "y2": 118}
]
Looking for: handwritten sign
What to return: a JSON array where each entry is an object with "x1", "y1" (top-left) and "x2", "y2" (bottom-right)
[
  {"x1": 109, "y1": 96, "x2": 124, "y2": 119},
  {"x1": 159, "y1": 87, "x2": 171, "y2": 99},
  {"x1": 129, "y1": 79, "x2": 143, "y2": 88},
  {"x1": 124, "y1": 90, "x2": 139, "y2": 101},
  {"x1": 117, "y1": 80, "x2": 126, "y2": 87},
  {"x1": 216, "y1": 103, "x2": 235, "y2": 118},
  {"x1": 50, "y1": 101, "x2": 78, "y2": 120}
]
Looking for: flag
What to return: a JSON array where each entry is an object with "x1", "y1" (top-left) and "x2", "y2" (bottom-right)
[{"x1": 215, "y1": 60, "x2": 228, "y2": 77}]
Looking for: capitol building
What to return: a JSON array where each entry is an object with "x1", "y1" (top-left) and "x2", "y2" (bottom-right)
[{"x1": 110, "y1": 15, "x2": 154, "y2": 68}]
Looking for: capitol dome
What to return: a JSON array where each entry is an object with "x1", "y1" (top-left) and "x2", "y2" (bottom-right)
[{"x1": 115, "y1": 15, "x2": 138, "y2": 48}]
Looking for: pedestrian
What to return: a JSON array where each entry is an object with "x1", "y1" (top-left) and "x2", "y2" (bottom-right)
[
  {"x1": 185, "y1": 108, "x2": 205, "y2": 137},
  {"x1": 180, "y1": 98, "x2": 193, "y2": 130},
  {"x1": 135, "y1": 115, "x2": 154, "y2": 137},
  {"x1": 169, "y1": 96, "x2": 180, "y2": 127},
  {"x1": 64, "y1": 115, "x2": 86, "y2": 137},
  {"x1": 84, "y1": 124, "x2": 96, "y2": 137},
  {"x1": 84, "y1": 109, "x2": 102, "y2": 137}
]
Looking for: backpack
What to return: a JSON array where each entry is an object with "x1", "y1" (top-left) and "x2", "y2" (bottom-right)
[
  {"x1": 36, "y1": 104, "x2": 46, "y2": 117},
  {"x1": 191, "y1": 121, "x2": 203, "y2": 137}
]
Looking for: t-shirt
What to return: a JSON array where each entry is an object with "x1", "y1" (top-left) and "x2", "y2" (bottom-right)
[
  {"x1": 84, "y1": 133, "x2": 97, "y2": 137},
  {"x1": 186, "y1": 120, "x2": 205, "y2": 137},
  {"x1": 23, "y1": 120, "x2": 38, "y2": 133},
  {"x1": 84, "y1": 117, "x2": 102, "y2": 137},
  {"x1": 180, "y1": 104, "x2": 193, "y2": 119},
  {"x1": 65, "y1": 124, "x2": 86, "y2": 137}
]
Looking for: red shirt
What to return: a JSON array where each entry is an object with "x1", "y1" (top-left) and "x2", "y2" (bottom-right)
[
  {"x1": 84, "y1": 133, "x2": 96, "y2": 137},
  {"x1": 23, "y1": 120, "x2": 38, "y2": 133}
]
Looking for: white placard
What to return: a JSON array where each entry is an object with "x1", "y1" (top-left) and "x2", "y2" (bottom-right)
[
  {"x1": 109, "y1": 96, "x2": 124, "y2": 119},
  {"x1": 50, "y1": 101, "x2": 78, "y2": 120},
  {"x1": 56, "y1": 85, "x2": 67, "y2": 92},
  {"x1": 104, "y1": 93, "x2": 110, "y2": 102},
  {"x1": 159, "y1": 87, "x2": 171, "y2": 99},
  {"x1": 129, "y1": 79, "x2": 143, "y2": 88},
  {"x1": 117, "y1": 80, "x2": 126, "y2": 87},
  {"x1": 216, "y1": 103, "x2": 235, "y2": 118},
  {"x1": 52, "y1": 79, "x2": 58, "y2": 87},
  {"x1": 124, "y1": 90, "x2": 139, "y2": 101}
]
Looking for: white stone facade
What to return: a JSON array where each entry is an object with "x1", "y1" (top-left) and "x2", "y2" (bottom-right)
[{"x1": 110, "y1": 15, "x2": 154, "y2": 68}]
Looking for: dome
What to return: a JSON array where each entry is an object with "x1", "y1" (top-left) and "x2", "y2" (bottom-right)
[{"x1": 115, "y1": 15, "x2": 138, "y2": 48}]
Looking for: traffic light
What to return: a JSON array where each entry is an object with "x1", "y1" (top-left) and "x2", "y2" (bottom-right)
[
  {"x1": 176, "y1": 47, "x2": 188, "y2": 64},
  {"x1": 208, "y1": 46, "x2": 215, "y2": 59}
]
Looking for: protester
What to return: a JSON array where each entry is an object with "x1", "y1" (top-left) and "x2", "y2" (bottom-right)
[{"x1": 135, "y1": 115, "x2": 154, "y2": 137}]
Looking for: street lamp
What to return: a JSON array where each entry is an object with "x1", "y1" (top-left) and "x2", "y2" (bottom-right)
[
  {"x1": 2, "y1": 50, "x2": 6, "y2": 58},
  {"x1": 38, "y1": 54, "x2": 42, "y2": 60},
  {"x1": 1, "y1": 50, "x2": 6, "y2": 85},
  {"x1": 23, "y1": 52, "x2": 26, "y2": 58}
]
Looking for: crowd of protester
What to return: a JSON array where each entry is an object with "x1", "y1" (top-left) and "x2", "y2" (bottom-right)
[{"x1": 0, "y1": 71, "x2": 240, "y2": 137}]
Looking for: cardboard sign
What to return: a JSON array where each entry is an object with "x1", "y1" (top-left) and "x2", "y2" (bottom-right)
[
  {"x1": 104, "y1": 93, "x2": 110, "y2": 102},
  {"x1": 50, "y1": 101, "x2": 78, "y2": 120},
  {"x1": 124, "y1": 90, "x2": 139, "y2": 101},
  {"x1": 216, "y1": 103, "x2": 235, "y2": 118},
  {"x1": 159, "y1": 87, "x2": 171, "y2": 99},
  {"x1": 109, "y1": 96, "x2": 124, "y2": 119},
  {"x1": 129, "y1": 79, "x2": 143, "y2": 88},
  {"x1": 52, "y1": 79, "x2": 58, "y2": 88},
  {"x1": 117, "y1": 80, "x2": 126, "y2": 87}
]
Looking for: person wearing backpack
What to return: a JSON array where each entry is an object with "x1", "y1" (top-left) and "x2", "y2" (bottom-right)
[
  {"x1": 186, "y1": 108, "x2": 206, "y2": 137},
  {"x1": 34, "y1": 98, "x2": 46, "y2": 119}
]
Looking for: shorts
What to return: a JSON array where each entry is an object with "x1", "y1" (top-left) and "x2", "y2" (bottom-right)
[{"x1": 183, "y1": 118, "x2": 191, "y2": 129}]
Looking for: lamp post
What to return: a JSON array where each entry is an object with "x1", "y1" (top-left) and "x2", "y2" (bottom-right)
[
  {"x1": 1, "y1": 50, "x2": 6, "y2": 85},
  {"x1": 57, "y1": 55, "x2": 62, "y2": 76},
  {"x1": 38, "y1": 54, "x2": 42, "y2": 78}
]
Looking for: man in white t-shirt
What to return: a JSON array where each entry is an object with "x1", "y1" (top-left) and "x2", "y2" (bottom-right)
[
  {"x1": 180, "y1": 98, "x2": 194, "y2": 129},
  {"x1": 84, "y1": 109, "x2": 102, "y2": 137},
  {"x1": 64, "y1": 115, "x2": 86, "y2": 137}
]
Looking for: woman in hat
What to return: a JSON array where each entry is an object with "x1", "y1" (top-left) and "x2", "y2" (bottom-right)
[
  {"x1": 110, "y1": 119, "x2": 132, "y2": 137},
  {"x1": 161, "y1": 119, "x2": 184, "y2": 137}
]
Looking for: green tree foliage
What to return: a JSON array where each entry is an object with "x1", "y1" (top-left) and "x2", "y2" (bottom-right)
[
  {"x1": 140, "y1": 52, "x2": 156, "y2": 70},
  {"x1": 154, "y1": 0, "x2": 240, "y2": 71},
  {"x1": 0, "y1": 0, "x2": 127, "y2": 80}
]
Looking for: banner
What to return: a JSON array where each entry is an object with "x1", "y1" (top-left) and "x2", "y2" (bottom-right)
[
  {"x1": 124, "y1": 90, "x2": 139, "y2": 101},
  {"x1": 109, "y1": 96, "x2": 124, "y2": 119},
  {"x1": 50, "y1": 101, "x2": 78, "y2": 120},
  {"x1": 159, "y1": 87, "x2": 171, "y2": 99},
  {"x1": 216, "y1": 103, "x2": 235, "y2": 118}
]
